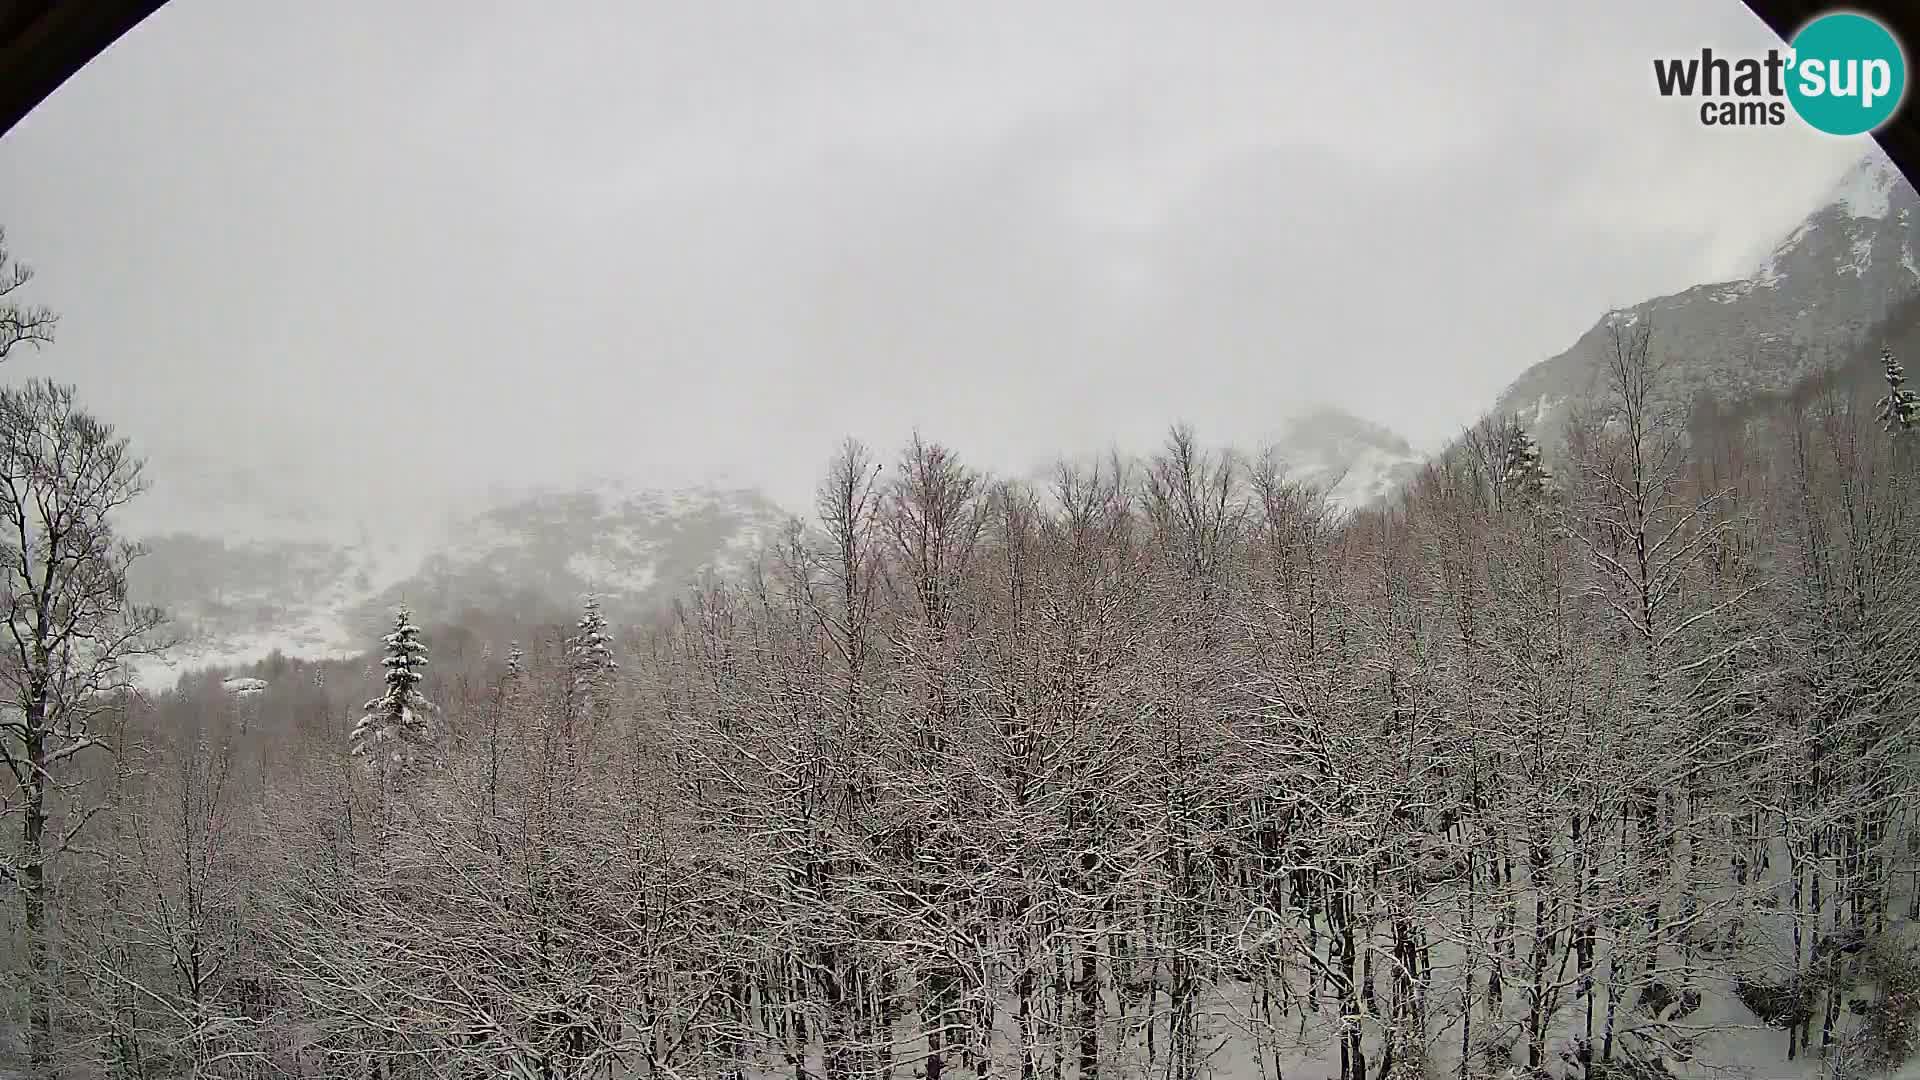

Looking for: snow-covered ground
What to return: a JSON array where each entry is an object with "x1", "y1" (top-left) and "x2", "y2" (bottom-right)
[{"x1": 736, "y1": 865, "x2": 1919, "y2": 1080}]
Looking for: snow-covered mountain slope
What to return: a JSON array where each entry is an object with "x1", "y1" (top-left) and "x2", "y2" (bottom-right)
[
  {"x1": 126, "y1": 478, "x2": 790, "y2": 691},
  {"x1": 345, "y1": 478, "x2": 783, "y2": 634},
  {"x1": 1492, "y1": 149, "x2": 1920, "y2": 450},
  {"x1": 1268, "y1": 406, "x2": 1427, "y2": 510}
]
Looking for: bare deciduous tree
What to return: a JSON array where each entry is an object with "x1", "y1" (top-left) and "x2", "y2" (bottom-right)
[
  {"x1": 0, "y1": 230, "x2": 57, "y2": 365},
  {"x1": 0, "y1": 379, "x2": 165, "y2": 1073}
]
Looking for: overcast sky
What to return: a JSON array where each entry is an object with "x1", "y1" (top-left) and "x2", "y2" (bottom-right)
[{"x1": 0, "y1": 0, "x2": 1878, "y2": 520}]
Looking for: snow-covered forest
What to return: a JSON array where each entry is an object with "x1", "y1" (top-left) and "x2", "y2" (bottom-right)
[{"x1": 3, "y1": 255, "x2": 1920, "y2": 1080}]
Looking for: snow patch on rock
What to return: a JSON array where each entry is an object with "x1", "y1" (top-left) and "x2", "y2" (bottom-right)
[
  {"x1": 1843, "y1": 233, "x2": 1876, "y2": 276},
  {"x1": 1829, "y1": 151, "x2": 1902, "y2": 220}
]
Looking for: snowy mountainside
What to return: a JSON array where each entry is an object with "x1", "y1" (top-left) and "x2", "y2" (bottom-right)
[
  {"x1": 1268, "y1": 405, "x2": 1427, "y2": 509},
  {"x1": 1492, "y1": 148, "x2": 1920, "y2": 451},
  {"x1": 345, "y1": 478, "x2": 783, "y2": 635},
  {"x1": 126, "y1": 476, "x2": 790, "y2": 691}
]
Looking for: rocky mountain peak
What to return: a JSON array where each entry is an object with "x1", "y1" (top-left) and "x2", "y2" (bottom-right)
[{"x1": 1492, "y1": 149, "x2": 1919, "y2": 452}]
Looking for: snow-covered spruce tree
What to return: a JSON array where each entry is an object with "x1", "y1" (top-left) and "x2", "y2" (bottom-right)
[
  {"x1": 348, "y1": 606, "x2": 441, "y2": 790},
  {"x1": 568, "y1": 595, "x2": 616, "y2": 693},
  {"x1": 563, "y1": 595, "x2": 617, "y2": 766},
  {"x1": 1875, "y1": 346, "x2": 1918, "y2": 436},
  {"x1": 1503, "y1": 422, "x2": 1550, "y2": 508}
]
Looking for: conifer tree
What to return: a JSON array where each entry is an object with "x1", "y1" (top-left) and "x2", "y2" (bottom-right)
[
  {"x1": 1875, "y1": 346, "x2": 1918, "y2": 436},
  {"x1": 566, "y1": 596, "x2": 617, "y2": 746},
  {"x1": 1504, "y1": 422, "x2": 1550, "y2": 506},
  {"x1": 349, "y1": 606, "x2": 441, "y2": 785},
  {"x1": 567, "y1": 596, "x2": 616, "y2": 691}
]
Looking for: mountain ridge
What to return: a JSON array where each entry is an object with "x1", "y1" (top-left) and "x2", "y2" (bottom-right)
[
  {"x1": 126, "y1": 479, "x2": 790, "y2": 690},
  {"x1": 1488, "y1": 149, "x2": 1920, "y2": 454}
]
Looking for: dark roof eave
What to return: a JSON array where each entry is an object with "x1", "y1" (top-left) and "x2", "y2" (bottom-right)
[{"x1": 0, "y1": 0, "x2": 169, "y2": 138}]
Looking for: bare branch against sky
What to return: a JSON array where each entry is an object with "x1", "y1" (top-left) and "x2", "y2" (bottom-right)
[{"x1": 0, "y1": 0, "x2": 1870, "y2": 521}]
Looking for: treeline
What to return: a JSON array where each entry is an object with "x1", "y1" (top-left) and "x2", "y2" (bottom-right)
[{"x1": 7, "y1": 319, "x2": 1920, "y2": 1080}]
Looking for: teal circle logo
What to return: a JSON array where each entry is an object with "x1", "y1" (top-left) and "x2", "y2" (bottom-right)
[{"x1": 1786, "y1": 13, "x2": 1906, "y2": 136}]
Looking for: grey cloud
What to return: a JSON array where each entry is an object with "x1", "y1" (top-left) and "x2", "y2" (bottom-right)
[{"x1": 0, "y1": 0, "x2": 1876, "y2": 519}]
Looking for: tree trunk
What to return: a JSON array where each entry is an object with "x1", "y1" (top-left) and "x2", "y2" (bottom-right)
[{"x1": 23, "y1": 715, "x2": 52, "y2": 1078}]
